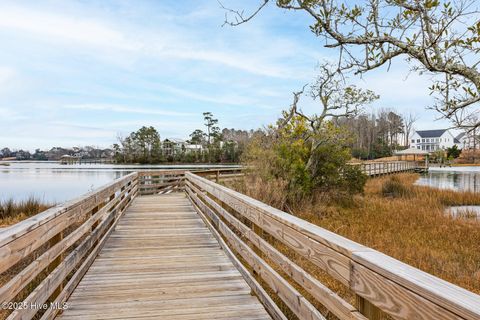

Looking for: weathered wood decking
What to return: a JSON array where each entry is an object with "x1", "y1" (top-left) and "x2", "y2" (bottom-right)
[
  {"x1": 57, "y1": 193, "x2": 271, "y2": 320},
  {"x1": 2, "y1": 169, "x2": 480, "y2": 320}
]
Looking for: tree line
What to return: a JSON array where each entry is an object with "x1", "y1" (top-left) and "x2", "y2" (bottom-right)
[
  {"x1": 336, "y1": 110, "x2": 417, "y2": 159},
  {"x1": 113, "y1": 112, "x2": 256, "y2": 164}
]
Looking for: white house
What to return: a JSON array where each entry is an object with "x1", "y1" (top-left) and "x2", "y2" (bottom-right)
[
  {"x1": 456, "y1": 131, "x2": 479, "y2": 150},
  {"x1": 162, "y1": 138, "x2": 186, "y2": 157},
  {"x1": 185, "y1": 144, "x2": 203, "y2": 153},
  {"x1": 409, "y1": 129, "x2": 460, "y2": 151},
  {"x1": 162, "y1": 138, "x2": 204, "y2": 156}
]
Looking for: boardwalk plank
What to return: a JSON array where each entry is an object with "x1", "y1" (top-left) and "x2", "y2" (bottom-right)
[{"x1": 57, "y1": 193, "x2": 271, "y2": 320}]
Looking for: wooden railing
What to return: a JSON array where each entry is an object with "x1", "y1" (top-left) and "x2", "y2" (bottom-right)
[
  {"x1": 185, "y1": 172, "x2": 480, "y2": 320},
  {"x1": 138, "y1": 170, "x2": 186, "y2": 195},
  {"x1": 3, "y1": 167, "x2": 477, "y2": 320},
  {"x1": 137, "y1": 163, "x2": 418, "y2": 196},
  {"x1": 0, "y1": 172, "x2": 138, "y2": 320},
  {"x1": 137, "y1": 168, "x2": 244, "y2": 195},
  {"x1": 355, "y1": 161, "x2": 419, "y2": 176}
]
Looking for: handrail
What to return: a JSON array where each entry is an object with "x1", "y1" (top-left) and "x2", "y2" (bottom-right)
[
  {"x1": 0, "y1": 172, "x2": 138, "y2": 320},
  {"x1": 354, "y1": 161, "x2": 419, "y2": 176},
  {"x1": 137, "y1": 168, "x2": 244, "y2": 195},
  {"x1": 185, "y1": 172, "x2": 480, "y2": 320}
]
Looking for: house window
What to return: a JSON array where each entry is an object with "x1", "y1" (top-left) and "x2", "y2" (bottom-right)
[
  {"x1": 411, "y1": 139, "x2": 415, "y2": 143},
  {"x1": 417, "y1": 139, "x2": 420, "y2": 143},
  {"x1": 422, "y1": 139, "x2": 425, "y2": 142}
]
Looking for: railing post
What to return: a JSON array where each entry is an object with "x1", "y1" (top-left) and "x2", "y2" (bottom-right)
[
  {"x1": 356, "y1": 295, "x2": 385, "y2": 320},
  {"x1": 216, "y1": 170, "x2": 220, "y2": 183},
  {"x1": 49, "y1": 231, "x2": 64, "y2": 298}
]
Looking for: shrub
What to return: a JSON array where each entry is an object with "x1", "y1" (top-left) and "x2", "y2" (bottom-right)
[
  {"x1": 381, "y1": 176, "x2": 410, "y2": 198},
  {"x1": 242, "y1": 116, "x2": 367, "y2": 205}
]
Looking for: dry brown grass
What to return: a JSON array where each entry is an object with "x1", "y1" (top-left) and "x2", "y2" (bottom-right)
[
  {"x1": 228, "y1": 173, "x2": 480, "y2": 295},
  {"x1": 0, "y1": 197, "x2": 52, "y2": 227},
  {"x1": 0, "y1": 198, "x2": 53, "y2": 319}
]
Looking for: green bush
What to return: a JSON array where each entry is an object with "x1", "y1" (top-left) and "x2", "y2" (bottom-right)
[{"x1": 242, "y1": 116, "x2": 367, "y2": 204}]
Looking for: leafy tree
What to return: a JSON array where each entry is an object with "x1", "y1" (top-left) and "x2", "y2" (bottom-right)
[
  {"x1": 446, "y1": 144, "x2": 461, "y2": 159},
  {"x1": 223, "y1": 0, "x2": 480, "y2": 129},
  {"x1": 431, "y1": 149, "x2": 447, "y2": 164},
  {"x1": 117, "y1": 126, "x2": 161, "y2": 163},
  {"x1": 243, "y1": 115, "x2": 367, "y2": 202},
  {"x1": 279, "y1": 62, "x2": 378, "y2": 170},
  {"x1": 189, "y1": 129, "x2": 206, "y2": 145},
  {"x1": 32, "y1": 149, "x2": 47, "y2": 161},
  {"x1": 203, "y1": 112, "x2": 220, "y2": 146},
  {"x1": 203, "y1": 112, "x2": 222, "y2": 162}
]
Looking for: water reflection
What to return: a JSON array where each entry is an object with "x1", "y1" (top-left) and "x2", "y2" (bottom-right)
[
  {"x1": 0, "y1": 161, "x2": 239, "y2": 203},
  {"x1": 446, "y1": 206, "x2": 480, "y2": 220},
  {"x1": 415, "y1": 167, "x2": 480, "y2": 193}
]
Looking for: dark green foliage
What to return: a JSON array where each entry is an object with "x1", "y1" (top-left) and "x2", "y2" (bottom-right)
[
  {"x1": 446, "y1": 145, "x2": 461, "y2": 159},
  {"x1": 342, "y1": 165, "x2": 368, "y2": 195},
  {"x1": 243, "y1": 116, "x2": 367, "y2": 203},
  {"x1": 115, "y1": 126, "x2": 162, "y2": 164},
  {"x1": 114, "y1": 113, "x2": 249, "y2": 164}
]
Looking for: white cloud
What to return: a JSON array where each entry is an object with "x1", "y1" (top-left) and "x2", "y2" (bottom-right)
[
  {"x1": 0, "y1": 5, "x2": 136, "y2": 51},
  {"x1": 0, "y1": 3, "x2": 316, "y2": 79},
  {"x1": 0, "y1": 107, "x2": 26, "y2": 121},
  {"x1": 64, "y1": 104, "x2": 194, "y2": 117},
  {"x1": 0, "y1": 66, "x2": 15, "y2": 84}
]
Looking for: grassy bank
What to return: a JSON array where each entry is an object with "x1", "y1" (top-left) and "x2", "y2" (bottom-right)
[
  {"x1": 229, "y1": 173, "x2": 480, "y2": 296},
  {"x1": 0, "y1": 197, "x2": 52, "y2": 227},
  {"x1": 0, "y1": 198, "x2": 53, "y2": 319}
]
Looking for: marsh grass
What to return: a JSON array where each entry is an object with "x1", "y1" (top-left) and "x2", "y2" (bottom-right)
[
  {"x1": 0, "y1": 197, "x2": 52, "y2": 227},
  {"x1": 0, "y1": 197, "x2": 53, "y2": 319},
  {"x1": 227, "y1": 173, "x2": 480, "y2": 296}
]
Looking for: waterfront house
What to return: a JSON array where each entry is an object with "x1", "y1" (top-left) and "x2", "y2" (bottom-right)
[
  {"x1": 409, "y1": 129, "x2": 460, "y2": 151},
  {"x1": 185, "y1": 144, "x2": 203, "y2": 153},
  {"x1": 162, "y1": 138, "x2": 186, "y2": 157},
  {"x1": 456, "y1": 131, "x2": 479, "y2": 150}
]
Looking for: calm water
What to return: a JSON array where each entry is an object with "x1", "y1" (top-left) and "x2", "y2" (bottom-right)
[
  {"x1": 0, "y1": 161, "x2": 238, "y2": 203},
  {"x1": 446, "y1": 206, "x2": 480, "y2": 220},
  {"x1": 415, "y1": 166, "x2": 480, "y2": 193}
]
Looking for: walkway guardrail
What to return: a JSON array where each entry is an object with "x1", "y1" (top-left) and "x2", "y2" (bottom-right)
[
  {"x1": 355, "y1": 161, "x2": 421, "y2": 176},
  {"x1": 0, "y1": 172, "x2": 138, "y2": 320},
  {"x1": 185, "y1": 172, "x2": 480, "y2": 320},
  {"x1": 3, "y1": 166, "x2": 475, "y2": 320}
]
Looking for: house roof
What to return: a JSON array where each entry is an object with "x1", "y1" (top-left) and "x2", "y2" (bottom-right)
[
  {"x1": 163, "y1": 138, "x2": 186, "y2": 143},
  {"x1": 454, "y1": 138, "x2": 461, "y2": 144},
  {"x1": 456, "y1": 132, "x2": 466, "y2": 140},
  {"x1": 415, "y1": 129, "x2": 448, "y2": 138}
]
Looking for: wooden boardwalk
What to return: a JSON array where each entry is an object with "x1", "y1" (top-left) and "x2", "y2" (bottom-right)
[
  {"x1": 57, "y1": 193, "x2": 271, "y2": 320},
  {"x1": 3, "y1": 170, "x2": 480, "y2": 320}
]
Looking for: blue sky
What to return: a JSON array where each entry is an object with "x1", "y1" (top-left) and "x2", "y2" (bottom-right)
[{"x1": 0, "y1": 0, "x2": 449, "y2": 151}]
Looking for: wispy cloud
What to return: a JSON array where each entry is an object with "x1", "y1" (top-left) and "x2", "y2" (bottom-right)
[
  {"x1": 0, "y1": 5, "x2": 136, "y2": 51},
  {"x1": 0, "y1": 2, "x2": 314, "y2": 79},
  {"x1": 0, "y1": 66, "x2": 15, "y2": 84},
  {"x1": 64, "y1": 104, "x2": 194, "y2": 117},
  {"x1": 0, "y1": 0, "x2": 447, "y2": 151}
]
